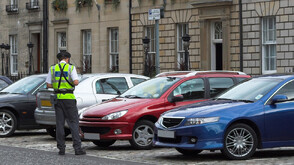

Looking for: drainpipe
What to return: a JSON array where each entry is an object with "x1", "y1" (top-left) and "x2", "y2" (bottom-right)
[
  {"x1": 43, "y1": 0, "x2": 48, "y2": 73},
  {"x1": 239, "y1": 0, "x2": 243, "y2": 72},
  {"x1": 129, "y1": 0, "x2": 132, "y2": 73}
]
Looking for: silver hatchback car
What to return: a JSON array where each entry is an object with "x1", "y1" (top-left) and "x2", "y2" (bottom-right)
[{"x1": 34, "y1": 73, "x2": 149, "y2": 137}]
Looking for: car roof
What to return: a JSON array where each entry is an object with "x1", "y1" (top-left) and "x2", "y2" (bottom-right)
[
  {"x1": 79, "y1": 73, "x2": 149, "y2": 80},
  {"x1": 155, "y1": 70, "x2": 248, "y2": 78},
  {"x1": 253, "y1": 74, "x2": 294, "y2": 80},
  {"x1": 0, "y1": 75, "x2": 13, "y2": 84}
]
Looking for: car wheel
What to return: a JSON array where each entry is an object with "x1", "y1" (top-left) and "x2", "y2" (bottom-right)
[
  {"x1": 176, "y1": 148, "x2": 202, "y2": 156},
  {"x1": 221, "y1": 123, "x2": 257, "y2": 160},
  {"x1": 46, "y1": 128, "x2": 71, "y2": 138},
  {"x1": 0, "y1": 109, "x2": 17, "y2": 137},
  {"x1": 129, "y1": 120, "x2": 154, "y2": 150},
  {"x1": 92, "y1": 140, "x2": 116, "y2": 147}
]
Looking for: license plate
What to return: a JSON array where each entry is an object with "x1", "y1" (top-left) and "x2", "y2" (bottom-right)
[
  {"x1": 84, "y1": 133, "x2": 100, "y2": 140},
  {"x1": 41, "y1": 100, "x2": 52, "y2": 107},
  {"x1": 158, "y1": 130, "x2": 175, "y2": 138}
]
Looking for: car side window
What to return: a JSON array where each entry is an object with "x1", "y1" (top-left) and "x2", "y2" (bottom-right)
[
  {"x1": 0, "y1": 79, "x2": 9, "y2": 90},
  {"x1": 95, "y1": 81, "x2": 103, "y2": 94},
  {"x1": 131, "y1": 78, "x2": 146, "y2": 86},
  {"x1": 209, "y1": 78, "x2": 234, "y2": 97},
  {"x1": 275, "y1": 81, "x2": 294, "y2": 100},
  {"x1": 100, "y1": 77, "x2": 129, "y2": 95},
  {"x1": 236, "y1": 77, "x2": 248, "y2": 83},
  {"x1": 172, "y1": 79, "x2": 205, "y2": 101}
]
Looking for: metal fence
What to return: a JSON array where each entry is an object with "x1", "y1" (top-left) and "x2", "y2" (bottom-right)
[{"x1": 7, "y1": 72, "x2": 31, "y2": 82}]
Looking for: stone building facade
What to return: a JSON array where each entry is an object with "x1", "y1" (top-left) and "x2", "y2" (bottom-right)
[
  {"x1": 131, "y1": 0, "x2": 294, "y2": 75},
  {"x1": 48, "y1": 0, "x2": 130, "y2": 73},
  {"x1": 0, "y1": 0, "x2": 44, "y2": 75},
  {"x1": 1, "y1": 0, "x2": 294, "y2": 76}
]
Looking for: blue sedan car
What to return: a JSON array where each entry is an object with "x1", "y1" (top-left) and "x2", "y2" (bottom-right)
[{"x1": 154, "y1": 74, "x2": 294, "y2": 160}]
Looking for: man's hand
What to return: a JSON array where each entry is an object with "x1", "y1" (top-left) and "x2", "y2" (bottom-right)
[
  {"x1": 73, "y1": 80, "x2": 79, "y2": 86},
  {"x1": 47, "y1": 83, "x2": 53, "y2": 88}
]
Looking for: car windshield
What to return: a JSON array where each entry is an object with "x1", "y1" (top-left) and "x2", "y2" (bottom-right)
[
  {"x1": 1, "y1": 76, "x2": 45, "y2": 94},
  {"x1": 216, "y1": 78, "x2": 282, "y2": 102},
  {"x1": 121, "y1": 77, "x2": 180, "y2": 99}
]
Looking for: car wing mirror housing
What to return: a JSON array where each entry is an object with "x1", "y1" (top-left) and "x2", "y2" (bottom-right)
[
  {"x1": 170, "y1": 94, "x2": 184, "y2": 103},
  {"x1": 271, "y1": 95, "x2": 288, "y2": 104}
]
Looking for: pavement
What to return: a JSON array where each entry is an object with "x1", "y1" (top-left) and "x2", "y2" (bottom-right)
[{"x1": 1, "y1": 129, "x2": 294, "y2": 165}]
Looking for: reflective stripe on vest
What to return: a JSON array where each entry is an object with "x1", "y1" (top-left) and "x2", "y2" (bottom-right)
[{"x1": 51, "y1": 63, "x2": 75, "y2": 99}]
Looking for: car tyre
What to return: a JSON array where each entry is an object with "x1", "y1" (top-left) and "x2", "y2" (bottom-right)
[
  {"x1": 46, "y1": 128, "x2": 71, "y2": 138},
  {"x1": 221, "y1": 123, "x2": 257, "y2": 160},
  {"x1": 0, "y1": 109, "x2": 17, "y2": 137},
  {"x1": 92, "y1": 140, "x2": 116, "y2": 147},
  {"x1": 129, "y1": 120, "x2": 154, "y2": 150},
  {"x1": 176, "y1": 148, "x2": 202, "y2": 156}
]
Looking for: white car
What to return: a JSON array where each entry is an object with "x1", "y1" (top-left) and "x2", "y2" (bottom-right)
[{"x1": 34, "y1": 73, "x2": 149, "y2": 137}]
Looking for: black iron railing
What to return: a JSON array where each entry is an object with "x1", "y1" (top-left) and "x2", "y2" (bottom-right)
[{"x1": 6, "y1": 5, "x2": 18, "y2": 13}]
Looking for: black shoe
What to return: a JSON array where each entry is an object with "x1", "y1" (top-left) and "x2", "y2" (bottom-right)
[
  {"x1": 75, "y1": 149, "x2": 86, "y2": 155},
  {"x1": 58, "y1": 150, "x2": 65, "y2": 155}
]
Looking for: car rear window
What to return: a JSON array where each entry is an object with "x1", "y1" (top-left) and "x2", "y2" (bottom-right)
[
  {"x1": 208, "y1": 78, "x2": 234, "y2": 97},
  {"x1": 97, "y1": 77, "x2": 129, "y2": 95},
  {"x1": 131, "y1": 78, "x2": 146, "y2": 86}
]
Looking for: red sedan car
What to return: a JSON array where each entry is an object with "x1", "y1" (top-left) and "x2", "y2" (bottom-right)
[{"x1": 79, "y1": 71, "x2": 250, "y2": 149}]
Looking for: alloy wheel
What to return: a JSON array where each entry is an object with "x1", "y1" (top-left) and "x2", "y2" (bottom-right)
[
  {"x1": 223, "y1": 124, "x2": 257, "y2": 160},
  {"x1": 133, "y1": 124, "x2": 154, "y2": 147},
  {"x1": 0, "y1": 111, "x2": 16, "y2": 136}
]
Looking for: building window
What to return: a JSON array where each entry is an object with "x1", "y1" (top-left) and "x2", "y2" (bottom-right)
[
  {"x1": 58, "y1": 32, "x2": 67, "y2": 53},
  {"x1": 10, "y1": 35, "x2": 18, "y2": 74},
  {"x1": 214, "y1": 22, "x2": 222, "y2": 40},
  {"x1": 177, "y1": 24, "x2": 188, "y2": 69},
  {"x1": 262, "y1": 17, "x2": 276, "y2": 74},
  {"x1": 145, "y1": 26, "x2": 156, "y2": 70},
  {"x1": 109, "y1": 28, "x2": 119, "y2": 72},
  {"x1": 11, "y1": 0, "x2": 18, "y2": 7},
  {"x1": 82, "y1": 30, "x2": 92, "y2": 73}
]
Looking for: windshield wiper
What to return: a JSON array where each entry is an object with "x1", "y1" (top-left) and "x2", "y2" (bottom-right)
[
  {"x1": 124, "y1": 95, "x2": 142, "y2": 99},
  {"x1": 214, "y1": 98, "x2": 233, "y2": 101},
  {"x1": 234, "y1": 99, "x2": 254, "y2": 103},
  {"x1": 0, "y1": 92, "x2": 9, "y2": 94}
]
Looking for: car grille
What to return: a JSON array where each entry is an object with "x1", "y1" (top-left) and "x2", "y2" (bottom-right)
[
  {"x1": 158, "y1": 137, "x2": 181, "y2": 144},
  {"x1": 161, "y1": 117, "x2": 184, "y2": 128},
  {"x1": 80, "y1": 126, "x2": 110, "y2": 135}
]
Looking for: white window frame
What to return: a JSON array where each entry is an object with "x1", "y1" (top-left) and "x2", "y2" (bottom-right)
[
  {"x1": 11, "y1": 0, "x2": 18, "y2": 10},
  {"x1": 57, "y1": 32, "x2": 67, "y2": 53},
  {"x1": 109, "y1": 28, "x2": 119, "y2": 72},
  {"x1": 30, "y1": 0, "x2": 39, "y2": 8},
  {"x1": 9, "y1": 35, "x2": 18, "y2": 75},
  {"x1": 177, "y1": 24, "x2": 189, "y2": 69},
  {"x1": 83, "y1": 30, "x2": 92, "y2": 73},
  {"x1": 145, "y1": 26, "x2": 156, "y2": 67},
  {"x1": 262, "y1": 17, "x2": 276, "y2": 74},
  {"x1": 210, "y1": 21, "x2": 223, "y2": 70}
]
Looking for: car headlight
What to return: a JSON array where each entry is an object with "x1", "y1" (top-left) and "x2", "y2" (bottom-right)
[
  {"x1": 157, "y1": 116, "x2": 163, "y2": 124},
  {"x1": 184, "y1": 117, "x2": 219, "y2": 126},
  {"x1": 101, "y1": 110, "x2": 128, "y2": 120}
]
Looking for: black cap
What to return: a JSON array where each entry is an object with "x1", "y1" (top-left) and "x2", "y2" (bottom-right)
[{"x1": 56, "y1": 51, "x2": 71, "y2": 61}]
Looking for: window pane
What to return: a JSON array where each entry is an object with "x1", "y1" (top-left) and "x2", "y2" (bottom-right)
[
  {"x1": 95, "y1": 81, "x2": 103, "y2": 94},
  {"x1": 172, "y1": 79, "x2": 205, "y2": 101},
  {"x1": 0, "y1": 80, "x2": 9, "y2": 90},
  {"x1": 131, "y1": 78, "x2": 146, "y2": 86},
  {"x1": 275, "y1": 81, "x2": 294, "y2": 100},
  {"x1": 209, "y1": 78, "x2": 234, "y2": 97},
  {"x1": 100, "y1": 77, "x2": 128, "y2": 94}
]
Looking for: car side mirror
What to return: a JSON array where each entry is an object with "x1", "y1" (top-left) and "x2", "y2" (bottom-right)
[
  {"x1": 271, "y1": 95, "x2": 288, "y2": 104},
  {"x1": 170, "y1": 95, "x2": 184, "y2": 103}
]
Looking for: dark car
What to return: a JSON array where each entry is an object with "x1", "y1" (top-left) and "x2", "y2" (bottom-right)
[
  {"x1": 0, "y1": 76, "x2": 13, "y2": 90},
  {"x1": 0, "y1": 74, "x2": 47, "y2": 137}
]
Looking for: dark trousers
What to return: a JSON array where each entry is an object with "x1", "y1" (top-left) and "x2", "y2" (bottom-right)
[{"x1": 55, "y1": 99, "x2": 82, "y2": 151}]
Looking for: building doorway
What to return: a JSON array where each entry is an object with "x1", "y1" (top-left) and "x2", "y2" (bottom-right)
[
  {"x1": 211, "y1": 21, "x2": 223, "y2": 70},
  {"x1": 31, "y1": 33, "x2": 41, "y2": 73}
]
